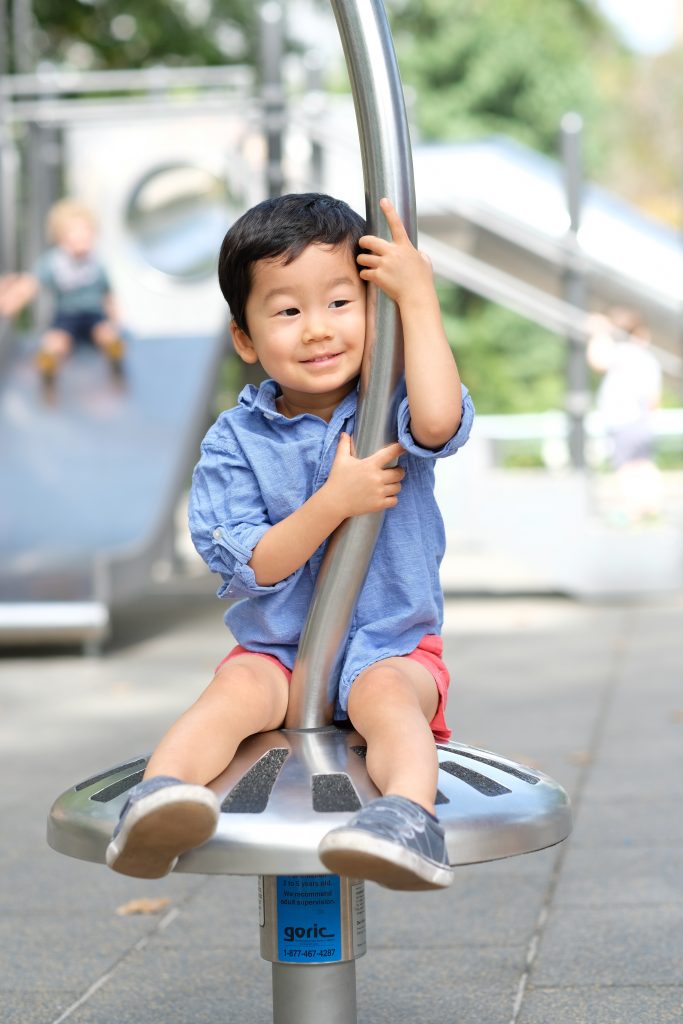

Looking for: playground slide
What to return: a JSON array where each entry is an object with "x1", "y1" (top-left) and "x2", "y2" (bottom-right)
[
  {"x1": 419, "y1": 231, "x2": 683, "y2": 377},
  {"x1": 412, "y1": 138, "x2": 683, "y2": 365},
  {"x1": 0, "y1": 328, "x2": 225, "y2": 648}
]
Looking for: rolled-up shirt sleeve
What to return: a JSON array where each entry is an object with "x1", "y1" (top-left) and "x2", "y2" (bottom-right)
[
  {"x1": 397, "y1": 383, "x2": 475, "y2": 458},
  {"x1": 189, "y1": 440, "x2": 298, "y2": 599}
]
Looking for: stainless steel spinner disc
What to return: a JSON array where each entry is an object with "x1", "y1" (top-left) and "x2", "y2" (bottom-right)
[{"x1": 48, "y1": 727, "x2": 571, "y2": 876}]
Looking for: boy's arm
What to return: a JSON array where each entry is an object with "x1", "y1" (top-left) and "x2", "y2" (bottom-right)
[
  {"x1": 0, "y1": 273, "x2": 39, "y2": 318},
  {"x1": 249, "y1": 434, "x2": 404, "y2": 585},
  {"x1": 357, "y1": 198, "x2": 462, "y2": 450},
  {"x1": 191, "y1": 432, "x2": 404, "y2": 592}
]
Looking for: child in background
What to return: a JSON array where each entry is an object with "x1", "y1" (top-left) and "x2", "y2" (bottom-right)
[
  {"x1": 105, "y1": 192, "x2": 474, "y2": 891},
  {"x1": 587, "y1": 307, "x2": 663, "y2": 522},
  {"x1": 0, "y1": 198, "x2": 124, "y2": 386}
]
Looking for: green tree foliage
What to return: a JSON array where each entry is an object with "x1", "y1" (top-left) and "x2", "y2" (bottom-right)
[
  {"x1": 438, "y1": 287, "x2": 565, "y2": 414},
  {"x1": 386, "y1": 0, "x2": 622, "y2": 413},
  {"x1": 390, "y1": 0, "x2": 613, "y2": 164},
  {"x1": 27, "y1": 0, "x2": 258, "y2": 71},
  {"x1": 596, "y1": 46, "x2": 683, "y2": 227}
]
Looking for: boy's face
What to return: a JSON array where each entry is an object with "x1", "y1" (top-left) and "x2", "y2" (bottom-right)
[
  {"x1": 231, "y1": 242, "x2": 366, "y2": 417},
  {"x1": 58, "y1": 216, "x2": 95, "y2": 258}
]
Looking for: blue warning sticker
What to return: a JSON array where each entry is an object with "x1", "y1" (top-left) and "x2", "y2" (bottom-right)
[{"x1": 276, "y1": 875, "x2": 341, "y2": 963}]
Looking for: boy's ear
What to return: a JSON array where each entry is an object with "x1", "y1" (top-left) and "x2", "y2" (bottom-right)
[{"x1": 230, "y1": 319, "x2": 259, "y2": 364}]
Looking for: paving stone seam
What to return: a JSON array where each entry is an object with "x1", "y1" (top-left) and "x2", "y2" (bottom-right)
[
  {"x1": 509, "y1": 607, "x2": 635, "y2": 1024},
  {"x1": 50, "y1": 973, "x2": 114, "y2": 1024},
  {"x1": 527, "y1": 983, "x2": 683, "y2": 992},
  {"x1": 553, "y1": 900, "x2": 683, "y2": 909},
  {"x1": 46, "y1": 877, "x2": 211, "y2": 1024}
]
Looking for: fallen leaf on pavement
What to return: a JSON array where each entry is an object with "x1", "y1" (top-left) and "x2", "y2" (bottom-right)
[{"x1": 115, "y1": 897, "x2": 171, "y2": 916}]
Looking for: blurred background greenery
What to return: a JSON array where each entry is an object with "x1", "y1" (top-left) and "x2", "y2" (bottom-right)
[{"x1": 6, "y1": 0, "x2": 683, "y2": 415}]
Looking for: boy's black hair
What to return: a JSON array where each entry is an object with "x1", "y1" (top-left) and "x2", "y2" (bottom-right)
[{"x1": 218, "y1": 192, "x2": 366, "y2": 335}]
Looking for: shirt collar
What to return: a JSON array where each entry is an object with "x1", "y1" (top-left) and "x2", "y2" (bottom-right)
[
  {"x1": 238, "y1": 379, "x2": 280, "y2": 416},
  {"x1": 238, "y1": 378, "x2": 358, "y2": 425}
]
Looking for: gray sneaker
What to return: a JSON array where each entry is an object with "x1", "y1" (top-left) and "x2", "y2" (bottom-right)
[
  {"x1": 105, "y1": 775, "x2": 220, "y2": 879},
  {"x1": 318, "y1": 795, "x2": 453, "y2": 891}
]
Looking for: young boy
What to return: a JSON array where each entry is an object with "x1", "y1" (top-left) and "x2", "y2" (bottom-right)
[
  {"x1": 0, "y1": 198, "x2": 124, "y2": 385},
  {"x1": 106, "y1": 192, "x2": 474, "y2": 890}
]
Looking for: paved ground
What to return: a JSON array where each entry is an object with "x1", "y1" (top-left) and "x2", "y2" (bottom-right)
[{"x1": 2, "y1": 575, "x2": 682, "y2": 1023}]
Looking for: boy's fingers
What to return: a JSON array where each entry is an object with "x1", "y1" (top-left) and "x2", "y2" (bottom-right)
[
  {"x1": 373, "y1": 441, "x2": 405, "y2": 465},
  {"x1": 356, "y1": 252, "x2": 381, "y2": 265},
  {"x1": 337, "y1": 431, "x2": 352, "y2": 455},
  {"x1": 358, "y1": 235, "x2": 389, "y2": 255},
  {"x1": 379, "y1": 197, "x2": 409, "y2": 242}
]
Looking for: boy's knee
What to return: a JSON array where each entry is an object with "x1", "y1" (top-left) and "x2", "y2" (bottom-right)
[
  {"x1": 350, "y1": 663, "x2": 414, "y2": 708},
  {"x1": 211, "y1": 658, "x2": 288, "y2": 718},
  {"x1": 349, "y1": 658, "x2": 438, "y2": 726},
  {"x1": 213, "y1": 659, "x2": 267, "y2": 695}
]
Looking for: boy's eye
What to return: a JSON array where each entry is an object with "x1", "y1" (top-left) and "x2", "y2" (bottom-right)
[
  {"x1": 278, "y1": 307, "x2": 299, "y2": 317},
  {"x1": 329, "y1": 299, "x2": 349, "y2": 309}
]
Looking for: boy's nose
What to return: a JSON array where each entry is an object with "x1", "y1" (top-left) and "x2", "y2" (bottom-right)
[{"x1": 301, "y1": 316, "x2": 332, "y2": 343}]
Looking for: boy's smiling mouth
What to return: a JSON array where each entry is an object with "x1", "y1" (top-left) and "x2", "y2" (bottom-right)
[{"x1": 301, "y1": 352, "x2": 342, "y2": 364}]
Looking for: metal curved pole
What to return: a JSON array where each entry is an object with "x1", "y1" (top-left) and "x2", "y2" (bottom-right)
[{"x1": 285, "y1": 0, "x2": 416, "y2": 729}]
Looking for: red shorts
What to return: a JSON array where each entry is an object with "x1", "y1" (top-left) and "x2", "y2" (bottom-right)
[{"x1": 215, "y1": 634, "x2": 452, "y2": 743}]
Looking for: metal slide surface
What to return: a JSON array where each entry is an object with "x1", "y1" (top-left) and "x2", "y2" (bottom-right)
[
  {"x1": 0, "y1": 329, "x2": 224, "y2": 641},
  {"x1": 412, "y1": 138, "x2": 683, "y2": 359}
]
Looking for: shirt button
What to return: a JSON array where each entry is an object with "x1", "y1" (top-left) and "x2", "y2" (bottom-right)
[{"x1": 213, "y1": 528, "x2": 222, "y2": 540}]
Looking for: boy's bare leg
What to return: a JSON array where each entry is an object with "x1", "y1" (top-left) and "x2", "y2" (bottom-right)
[
  {"x1": 145, "y1": 655, "x2": 290, "y2": 786},
  {"x1": 319, "y1": 658, "x2": 453, "y2": 890},
  {"x1": 107, "y1": 657, "x2": 289, "y2": 878},
  {"x1": 347, "y1": 657, "x2": 439, "y2": 812}
]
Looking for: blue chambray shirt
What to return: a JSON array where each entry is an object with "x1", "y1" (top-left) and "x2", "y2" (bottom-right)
[{"x1": 189, "y1": 378, "x2": 474, "y2": 720}]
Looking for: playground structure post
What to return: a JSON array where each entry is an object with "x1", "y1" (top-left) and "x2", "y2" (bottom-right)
[{"x1": 561, "y1": 111, "x2": 589, "y2": 469}]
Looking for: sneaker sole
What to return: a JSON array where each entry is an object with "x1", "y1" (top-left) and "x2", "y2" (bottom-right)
[
  {"x1": 318, "y1": 830, "x2": 453, "y2": 891},
  {"x1": 106, "y1": 786, "x2": 220, "y2": 879}
]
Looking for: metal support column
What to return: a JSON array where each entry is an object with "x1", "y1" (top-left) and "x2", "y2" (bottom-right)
[
  {"x1": 0, "y1": 101, "x2": 14, "y2": 275},
  {"x1": 271, "y1": 962, "x2": 357, "y2": 1024},
  {"x1": 25, "y1": 120, "x2": 62, "y2": 264},
  {"x1": 260, "y1": 874, "x2": 366, "y2": 1024},
  {"x1": 561, "y1": 111, "x2": 588, "y2": 469},
  {"x1": 0, "y1": 0, "x2": 17, "y2": 274},
  {"x1": 267, "y1": 3, "x2": 415, "y2": 1020},
  {"x1": 260, "y1": 1, "x2": 286, "y2": 198},
  {"x1": 304, "y1": 51, "x2": 325, "y2": 192},
  {"x1": 11, "y1": 0, "x2": 34, "y2": 75}
]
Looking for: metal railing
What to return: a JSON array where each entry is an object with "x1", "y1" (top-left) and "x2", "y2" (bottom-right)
[
  {"x1": 0, "y1": 64, "x2": 253, "y2": 98},
  {"x1": 421, "y1": 233, "x2": 683, "y2": 381}
]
